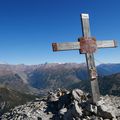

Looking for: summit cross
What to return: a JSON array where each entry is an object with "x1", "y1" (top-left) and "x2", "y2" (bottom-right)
[{"x1": 52, "y1": 13, "x2": 117, "y2": 103}]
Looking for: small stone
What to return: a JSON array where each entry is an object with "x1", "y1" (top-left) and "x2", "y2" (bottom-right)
[
  {"x1": 59, "y1": 108, "x2": 67, "y2": 115},
  {"x1": 37, "y1": 117, "x2": 42, "y2": 120},
  {"x1": 72, "y1": 89, "x2": 85, "y2": 102}
]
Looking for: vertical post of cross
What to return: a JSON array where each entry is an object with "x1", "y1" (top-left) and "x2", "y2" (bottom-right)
[{"x1": 80, "y1": 13, "x2": 100, "y2": 103}]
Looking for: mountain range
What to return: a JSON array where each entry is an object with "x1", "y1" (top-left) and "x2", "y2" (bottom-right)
[
  {"x1": 0, "y1": 63, "x2": 120, "y2": 115},
  {"x1": 0, "y1": 63, "x2": 119, "y2": 95}
]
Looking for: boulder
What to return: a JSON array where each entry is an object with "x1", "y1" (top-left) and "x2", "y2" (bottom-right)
[
  {"x1": 97, "y1": 95, "x2": 118, "y2": 119},
  {"x1": 72, "y1": 89, "x2": 86, "y2": 102}
]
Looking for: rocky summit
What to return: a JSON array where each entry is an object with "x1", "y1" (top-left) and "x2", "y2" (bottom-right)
[{"x1": 1, "y1": 89, "x2": 120, "y2": 120}]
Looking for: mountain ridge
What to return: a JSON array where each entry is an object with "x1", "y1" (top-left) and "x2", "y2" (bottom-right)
[{"x1": 0, "y1": 63, "x2": 119, "y2": 95}]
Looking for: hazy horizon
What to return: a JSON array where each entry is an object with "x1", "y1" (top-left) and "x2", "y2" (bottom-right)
[{"x1": 0, "y1": 61, "x2": 119, "y2": 66}]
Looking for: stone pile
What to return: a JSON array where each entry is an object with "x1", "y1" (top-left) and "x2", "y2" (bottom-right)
[{"x1": 1, "y1": 89, "x2": 120, "y2": 120}]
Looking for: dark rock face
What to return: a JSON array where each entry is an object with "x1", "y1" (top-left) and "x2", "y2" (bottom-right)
[{"x1": 1, "y1": 89, "x2": 120, "y2": 120}]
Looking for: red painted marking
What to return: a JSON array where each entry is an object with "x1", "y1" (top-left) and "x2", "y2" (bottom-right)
[{"x1": 80, "y1": 37, "x2": 97, "y2": 54}]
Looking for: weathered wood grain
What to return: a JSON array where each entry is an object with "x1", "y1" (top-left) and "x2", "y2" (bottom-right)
[
  {"x1": 52, "y1": 40, "x2": 117, "y2": 51},
  {"x1": 81, "y1": 13, "x2": 100, "y2": 103},
  {"x1": 97, "y1": 40, "x2": 117, "y2": 48}
]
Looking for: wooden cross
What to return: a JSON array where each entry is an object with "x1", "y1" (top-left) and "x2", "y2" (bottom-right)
[{"x1": 52, "y1": 13, "x2": 117, "y2": 103}]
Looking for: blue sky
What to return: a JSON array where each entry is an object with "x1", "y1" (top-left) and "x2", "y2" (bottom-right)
[{"x1": 0, "y1": 0, "x2": 120, "y2": 65}]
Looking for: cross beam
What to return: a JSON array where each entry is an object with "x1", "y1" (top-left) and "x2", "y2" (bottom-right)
[
  {"x1": 52, "y1": 13, "x2": 117, "y2": 103},
  {"x1": 52, "y1": 40, "x2": 117, "y2": 51}
]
